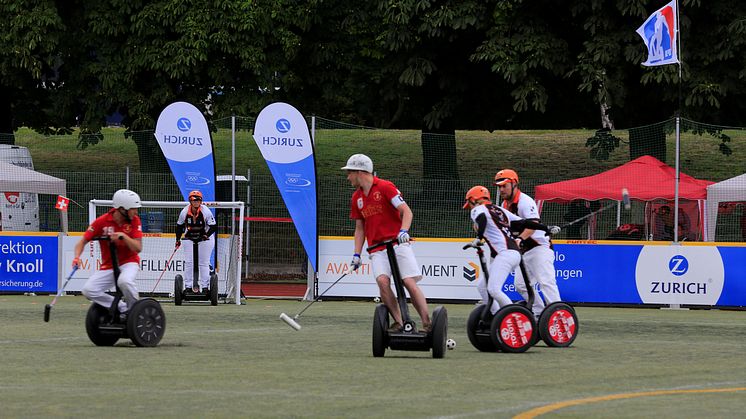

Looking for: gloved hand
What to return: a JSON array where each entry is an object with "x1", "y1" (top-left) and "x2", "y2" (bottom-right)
[
  {"x1": 175, "y1": 240, "x2": 181, "y2": 249},
  {"x1": 470, "y1": 238, "x2": 483, "y2": 247},
  {"x1": 515, "y1": 237, "x2": 525, "y2": 249},
  {"x1": 72, "y1": 257, "x2": 81, "y2": 269},
  {"x1": 351, "y1": 253, "x2": 362, "y2": 271},
  {"x1": 397, "y1": 229, "x2": 410, "y2": 244},
  {"x1": 548, "y1": 225, "x2": 561, "y2": 235}
]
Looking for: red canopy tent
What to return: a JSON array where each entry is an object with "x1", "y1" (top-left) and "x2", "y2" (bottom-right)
[{"x1": 534, "y1": 156, "x2": 714, "y2": 240}]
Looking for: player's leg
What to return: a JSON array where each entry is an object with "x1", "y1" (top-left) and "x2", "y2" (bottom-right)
[
  {"x1": 198, "y1": 237, "x2": 215, "y2": 290},
  {"x1": 370, "y1": 250, "x2": 403, "y2": 328},
  {"x1": 517, "y1": 249, "x2": 546, "y2": 318},
  {"x1": 395, "y1": 244, "x2": 431, "y2": 329},
  {"x1": 527, "y1": 245, "x2": 561, "y2": 303},
  {"x1": 116, "y1": 262, "x2": 140, "y2": 311},
  {"x1": 82, "y1": 269, "x2": 122, "y2": 311},
  {"x1": 183, "y1": 239, "x2": 194, "y2": 290},
  {"x1": 487, "y1": 250, "x2": 521, "y2": 313}
]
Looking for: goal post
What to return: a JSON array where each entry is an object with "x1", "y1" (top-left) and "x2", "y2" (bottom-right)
[{"x1": 89, "y1": 200, "x2": 244, "y2": 305}]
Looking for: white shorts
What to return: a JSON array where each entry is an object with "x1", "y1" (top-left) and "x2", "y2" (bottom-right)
[{"x1": 369, "y1": 243, "x2": 422, "y2": 282}]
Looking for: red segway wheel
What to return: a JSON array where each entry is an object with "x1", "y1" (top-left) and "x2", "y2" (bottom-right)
[
  {"x1": 490, "y1": 304, "x2": 536, "y2": 353},
  {"x1": 539, "y1": 302, "x2": 578, "y2": 347}
]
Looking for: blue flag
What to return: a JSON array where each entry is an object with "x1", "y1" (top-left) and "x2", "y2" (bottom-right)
[
  {"x1": 253, "y1": 103, "x2": 318, "y2": 272},
  {"x1": 637, "y1": 0, "x2": 679, "y2": 67},
  {"x1": 154, "y1": 102, "x2": 216, "y2": 201}
]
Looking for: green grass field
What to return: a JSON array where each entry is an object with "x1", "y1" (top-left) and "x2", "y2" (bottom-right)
[{"x1": 2, "y1": 295, "x2": 745, "y2": 418}]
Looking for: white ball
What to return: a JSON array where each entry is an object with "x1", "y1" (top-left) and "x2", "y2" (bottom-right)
[
  {"x1": 373, "y1": 297, "x2": 381, "y2": 303},
  {"x1": 446, "y1": 338, "x2": 456, "y2": 350}
]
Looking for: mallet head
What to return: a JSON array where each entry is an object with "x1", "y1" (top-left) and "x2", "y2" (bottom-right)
[{"x1": 280, "y1": 312, "x2": 302, "y2": 331}]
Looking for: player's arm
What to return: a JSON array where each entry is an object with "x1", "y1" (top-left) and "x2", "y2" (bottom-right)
[
  {"x1": 353, "y1": 219, "x2": 365, "y2": 255},
  {"x1": 110, "y1": 231, "x2": 143, "y2": 253},
  {"x1": 202, "y1": 206, "x2": 217, "y2": 237},
  {"x1": 396, "y1": 201, "x2": 413, "y2": 232}
]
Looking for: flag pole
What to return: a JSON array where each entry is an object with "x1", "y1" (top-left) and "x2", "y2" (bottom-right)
[{"x1": 673, "y1": 0, "x2": 682, "y2": 244}]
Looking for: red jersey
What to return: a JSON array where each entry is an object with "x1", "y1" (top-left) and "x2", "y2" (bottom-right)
[
  {"x1": 84, "y1": 209, "x2": 143, "y2": 269},
  {"x1": 350, "y1": 177, "x2": 404, "y2": 251}
]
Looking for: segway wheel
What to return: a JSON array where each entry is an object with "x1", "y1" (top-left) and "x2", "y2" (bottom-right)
[
  {"x1": 467, "y1": 304, "x2": 498, "y2": 352},
  {"x1": 490, "y1": 305, "x2": 536, "y2": 353},
  {"x1": 127, "y1": 298, "x2": 166, "y2": 347},
  {"x1": 174, "y1": 275, "x2": 183, "y2": 306},
  {"x1": 85, "y1": 303, "x2": 120, "y2": 346},
  {"x1": 539, "y1": 302, "x2": 578, "y2": 347},
  {"x1": 372, "y1": 304, "x2": 389, "y2": 357},
  {"x1": 209, "y1": 273, "x2": 218, "y2": 306},
  {"x1": 430, "y1": 306, "x2": 448, "y2": 359}
]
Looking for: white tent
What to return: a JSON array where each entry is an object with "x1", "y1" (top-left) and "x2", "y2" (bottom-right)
[
  {"x1": 705, "y1": 173, "x2": 746, "y2": 241},
  {"x1": 0, "y1": 161, "x2": 68, "y2": 232}
]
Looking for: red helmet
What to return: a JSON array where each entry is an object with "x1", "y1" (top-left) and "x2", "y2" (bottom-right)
[
  {"x1": 463, "y1": 186, "x2": 491, "y2": 209},
  {"x1": 494, "y1": 169, "x2": 519, "y2": 186}
]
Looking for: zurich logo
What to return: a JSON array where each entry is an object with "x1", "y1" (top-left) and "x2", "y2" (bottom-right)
[
  {"x1": 177, "y1": 118, "x2": 192, "y2": 132},
  {"x1": 668, "y1": 255, "x2": 689, "y2": 276},
  {"x1": 276, "y1": 119, "x2": 291, "y2": 133}
]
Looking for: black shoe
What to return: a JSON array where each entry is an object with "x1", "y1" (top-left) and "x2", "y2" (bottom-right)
[
  {"x1": 119, "y1": 312, "x2": 128, "y2": 323},
  {"x1": 202, "y1": 288, "x2": 209, "y2": 295}
]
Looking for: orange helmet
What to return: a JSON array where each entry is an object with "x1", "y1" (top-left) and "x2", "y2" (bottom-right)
[
  {"x1": 188, "y1": 190, "x2": 203, "y2": 201},
  {"x1": 494, "y1": 169, "x2": 519, "y2": 186},
  {"x1": 463, "y1": 186, "x2": 491, "y2": 209}
]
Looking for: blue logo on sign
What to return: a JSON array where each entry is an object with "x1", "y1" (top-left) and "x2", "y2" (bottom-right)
[
  {"x1": 276, "y1": 119, "x2": 291, "y2": 133},
  {"x1": 185, "y1": 174, "x2": 211, "y2": 186},
  {"x1": 668, "y1": 255, "x2": 689, "y2": 276},
  {"x1": 177, "y1": 118, "x2": 192, "y2": 132}
]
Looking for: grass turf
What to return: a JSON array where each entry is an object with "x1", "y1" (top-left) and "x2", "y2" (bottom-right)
[{"x1": 1, "y1": 295, "x2": 745, "y2": 418}]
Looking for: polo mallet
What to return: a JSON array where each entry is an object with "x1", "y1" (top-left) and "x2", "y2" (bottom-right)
[
  {"x1": 280, "y1": 272, "x2": 350, "y2": 331},
  {"x1": 552, "y1": 188, "x2": 631, "y2": 233},
  {"x1": 150, "y1": 246, "x2": 180, "y2": 294},
  {"x1": 43, "y1": 266, "x2": 79, "y2": 322}
]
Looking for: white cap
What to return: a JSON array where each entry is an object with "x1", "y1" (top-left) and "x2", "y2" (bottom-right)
[{"x1": 341, "y1": 154, "x2": 373, "y2": 173}]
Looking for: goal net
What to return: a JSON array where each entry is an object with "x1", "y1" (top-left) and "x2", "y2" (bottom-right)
[{"x1": 89, "y1": 200, "x2": 244, "y2": 304}]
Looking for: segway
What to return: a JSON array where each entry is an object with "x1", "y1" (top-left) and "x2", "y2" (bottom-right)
[
  {"x1": 463, "y1": 242, "x2": 537, "y2": 353},
  {"x1": 537, "y1": 302, "x2": 578, "y2": 347},
  {"x1": 369, "y1": 240, "x2": 448, "y2": 359},
  {"x1": 85, "y1": 236, "x2": 166, "y2": 347},
  {"x1": 174, "y1": 232, "x2": 218, "y2": 306}
]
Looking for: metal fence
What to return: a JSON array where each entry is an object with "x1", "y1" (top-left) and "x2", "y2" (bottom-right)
[{"x1": 7, "y1": 116, "x2": 746, "y2": 278}]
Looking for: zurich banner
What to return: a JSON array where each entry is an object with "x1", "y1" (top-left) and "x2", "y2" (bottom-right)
[
  {"x1": 253, "y1": 102, "x2": 317, "y2": 272},
  {"x1": 154, "y1": 102, "x2": 216, "y2": 201}
]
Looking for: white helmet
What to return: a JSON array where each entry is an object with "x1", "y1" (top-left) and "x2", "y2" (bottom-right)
[
  {"x1": 112, "y1": 189, "x2": 142, "y2": 210},
  {"x1": 341, "y1": 154, "x2": 373, "y2": 173}
]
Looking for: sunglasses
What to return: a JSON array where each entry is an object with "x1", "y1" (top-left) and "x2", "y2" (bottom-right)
[{"x1": 190, "y1": 198, "x2": 202, "y2": 202}]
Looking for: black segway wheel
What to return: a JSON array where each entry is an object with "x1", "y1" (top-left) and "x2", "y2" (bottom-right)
[
  {"x1": 372, "y1": 304, "x2": 389, "y2": 357},
  {"x1": 467, "y1": 304, "x2": 498, "y2": 352},
  {"x1": 85, "y1": 303, "x2": 120, "y2": 346},
  {"x1": 490, "y1": 305, "x2": 536, "y2": 353},
  {"x1": 539, "y1": 302, "x2": 578, "y2": 347},
  {"x1": 127, "y1": 298, "x2": 166, "y2": 347},
  {"x1": 430, "y1": 306, "x2": 448, "y2": 359},
  {"x1": 209, "y1": 273, "x2": 218, "y2": 306},
  {"x1": 174, "y1": 275, "x2": 183, "y2": 306}
]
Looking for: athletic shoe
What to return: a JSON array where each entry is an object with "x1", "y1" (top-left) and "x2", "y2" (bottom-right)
[
  {"x1": 387, "y1": 322, "x2": 402, "y2": 333},
  {"x1": 421, "y1": 321, "x2": 432, "y2": 333},
  {"x1": 119, "y1": 312, "x2": 128, "y2": 323}
]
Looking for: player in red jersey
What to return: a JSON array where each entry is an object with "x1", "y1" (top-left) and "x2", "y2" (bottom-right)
[
  {"x1": 72, "y1": 189, "x2": 143, "y2": 317},
  {"x1": 343, "y1": 154, "x2": 431, "y2": 333}
]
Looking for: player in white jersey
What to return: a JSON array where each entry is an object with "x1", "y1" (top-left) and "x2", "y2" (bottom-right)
[
  {"x1": 463, "y1": 186, "x2": 523, "y2": 315},
  {"x1": 495, "y1": 169, "x2": 561, "y2": 319},
  {"x1": 175, "y1": 190, "x2": 217, "y2": 293}
]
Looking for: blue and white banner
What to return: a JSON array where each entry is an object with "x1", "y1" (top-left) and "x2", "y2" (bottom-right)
[
  {"x1": 636, "y1": 0, "x2": 679, "y2": 67},
  {"x1": 154, "y1": 102, "x2": 216, "y2": 201},
  {"x1": 253, "y1": 102, "x2": 317, "y2": 272},
  {"x1": 317, "y1": 237, "x2": 746, "y2": 307},
  {"x1": 0, "y1": 235, "x2": 58, "y2": 293}
]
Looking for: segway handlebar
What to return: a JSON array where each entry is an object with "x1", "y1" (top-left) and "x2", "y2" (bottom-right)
[{"x1": 366, "y1": 239, "x2": 399, "y2": 253}]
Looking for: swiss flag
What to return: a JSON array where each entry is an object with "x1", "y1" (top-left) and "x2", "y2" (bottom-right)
[{"x1": 55, "y1": 195, "x2": 70, "y2": 211}]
